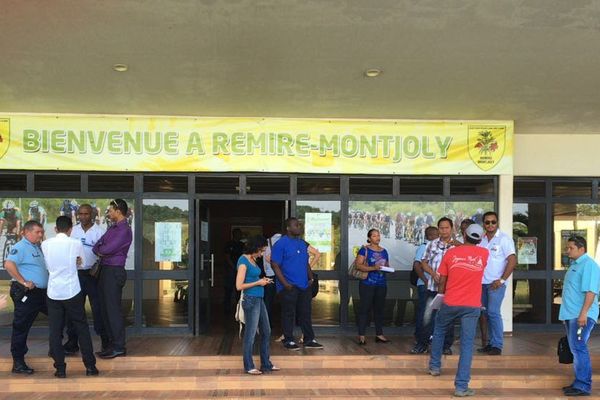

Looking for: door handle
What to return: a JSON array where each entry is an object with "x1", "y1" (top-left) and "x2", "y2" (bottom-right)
[{"x1": 210, "y1": 253, "x2": 215, "y2": 287}]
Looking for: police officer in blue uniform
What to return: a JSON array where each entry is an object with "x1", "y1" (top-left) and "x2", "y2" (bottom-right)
[{"x1": 4, "y1": 220, "x2": 49, "y2": 374}]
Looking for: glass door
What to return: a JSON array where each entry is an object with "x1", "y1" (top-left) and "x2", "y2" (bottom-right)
[{"x1": 195, "y1": 201, "x2": 213, "y2": 334}]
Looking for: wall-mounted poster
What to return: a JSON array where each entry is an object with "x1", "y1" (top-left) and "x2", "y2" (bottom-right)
[
  {"x1": 155, "y1": 222, "x2": 182, "y2": 262},
  {"x1": 517, "y1": 237, "x2": 537, "y2": 264},
  {"x1": 305, "y1": 212, "x2": 332, "y2": 253},
  {"x1": 561, "y1": 230, "x2": 587, "y2": 269}
]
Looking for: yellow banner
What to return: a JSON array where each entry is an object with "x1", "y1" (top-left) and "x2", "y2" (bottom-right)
[{"x1": 0, "y1": 114, "x2": 513, "y2": 175}]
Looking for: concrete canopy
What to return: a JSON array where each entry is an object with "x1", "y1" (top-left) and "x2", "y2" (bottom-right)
[{"x1": 1, "y1": 0, "x2": 599, "y2": 134}]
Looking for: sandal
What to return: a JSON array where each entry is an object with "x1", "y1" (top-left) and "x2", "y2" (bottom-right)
[
  {"x1": 270, "y1": 366, "x2": 281, "y2": 371},
  {"x1": 246, "y1": 369, "x2": 263, "y2": 375}
]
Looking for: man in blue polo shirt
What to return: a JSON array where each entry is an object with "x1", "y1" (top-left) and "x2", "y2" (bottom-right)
[
  {"x1": 559, "y1": 235, "x2": 600, "y2": 397},
  {"x1": 271, "y1": 217, "x2": 323, "y2": 351},
  {"x1": 4, "y1": 220, "x2": 49, "y2": 375}
]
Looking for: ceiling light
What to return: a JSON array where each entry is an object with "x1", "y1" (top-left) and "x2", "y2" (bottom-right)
[
  {"x1": 364, "y1": 68, "x2": 382, "y2": 78},
  {"x1": 112, "y1": 64, "x2": 128, "y2": 72}
]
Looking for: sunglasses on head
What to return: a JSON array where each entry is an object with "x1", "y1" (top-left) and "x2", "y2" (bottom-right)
[{"x1": 484, "y1": 220, "x2": 498, "y2": 225}]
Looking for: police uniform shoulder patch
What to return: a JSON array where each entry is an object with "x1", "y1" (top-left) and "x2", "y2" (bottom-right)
[{"x1": 10, "y1": 248, "x2": 18, "y2": 255}]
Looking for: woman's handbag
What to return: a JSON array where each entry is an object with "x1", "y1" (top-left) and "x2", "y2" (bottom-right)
[
  {"x1": 348, "y1": 249, "x2": 368, "y2": 280},
  {"x1": 89, "y1": 260, "x2": 103, "y2": 279},
  {"x1": 557, "y1": 335, "x2": 573, "y2": 364},
  {"x1": 234, "y1": 293, "x2": 245, "y2": 338}
]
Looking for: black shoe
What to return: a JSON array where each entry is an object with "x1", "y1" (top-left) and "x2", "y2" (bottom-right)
[
  {"x1": 487, "y1": 347, "x2": 502, "y2": 356},
  {"x1": 375, "y1": 336, "x2": 390, "y2": 343},
  {"x1": 98, "y1": 349, "x2": 126, "y2": 359},
  {"x1": 563, "y1": 385, "x2": 574, "y2": 391},
  {"x1": 477, "y1": 344, "x2": 492, "y2": 353},
  {"x1": 303, "y1": 340, "x2": 324, "y2": 349},
  {"x1": 410, "y1": 345, "x2": 428, "y2": 354},
  {"x1": 54, "y1": 368, "x2": 66, "y2": 378},
  {"x1": 563, "y1": 387, "x2": 590, "y2": 396},
  {"x1": 86, "y1": 366, "x2": 99, "y2": 376},
  {"x1": 443, "y1": 348, "x2": 453, "y2": 355},
  {"x1": 12, "y1": 360, "x2": 34, "y2": 375},
  {"x1": 283, "y1": 341, "x2": 300, "y2": 351}
]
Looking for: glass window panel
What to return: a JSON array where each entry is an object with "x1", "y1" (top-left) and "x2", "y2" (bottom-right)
[
  {"x1": 246, "y1": 176, "x2": 290, "y2": 194},
  {"x1": 196, "y1": 176, "x2": 239, "y2": 194},
  {"x1": 296, "y1": 201, "x2": 340, "y2": 271},
  {"x1": 0, "y1": 198, "x2": 135, "y2": 270},
  {"x1": 142, "y1": 279, "x2": 189, "y2": 327},
  {"x1": 0, "y1": 174, "x2": 27, "y2": 191},
  {"x1": 399, "y1": 178, "x2": 443, "y2": 195},
  {"x1": 142, "y1": 199, "x2": 189, "y2": 271},
  {"x1": 553, "y1": 181, "x2": 592, "y2": 198},
  {"x1": 450, "y1": 178, "x2": 495, "y2": 195},
  {"x1": 513, "y1": 279, "x2": 546, "y2": 323},
  {"x1": 0, "y1": 279, "x2": 135, "y2": 327},
  {"x1": 311, "y1": 280, "x2": 340, "y2": 325},
  {"x1": 553, "y1": 203, "x2": 600, "y2": 270},
  {"x1": 34, "y1": 174, "x2": 81, "y2": 191},
  {"x1": 513, "y1": 203, "x2": 546, "y2": 270},
  {"x1": 144, "y1": 176, "x2": 188, "y2": 193},
  {"x1": 349, "y1": 178, "x2": 393, "y2": 195},
  {"x1": 514, "y1": 180, "x2": 546, "y2": 198},
  {"x1": 348, "y1": 280, "x2": 417, "y2": 327},
  {"x1": 348, "y1": 201, "x2": 493, "y2": 270},
  {"x1": 89, "y1": 175, "x2": 134, "y2": 192},
  {"x1": 297, "y1": 177, "x2": 340, "y2": 195}
]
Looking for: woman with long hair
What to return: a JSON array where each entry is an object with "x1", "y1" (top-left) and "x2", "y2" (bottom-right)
[
  {"x1": 355, "y1": 229, "x2": 390, "y2": 345},
  {"x1": 236, "y1": 235, "x2": 280, "y2": 375}
]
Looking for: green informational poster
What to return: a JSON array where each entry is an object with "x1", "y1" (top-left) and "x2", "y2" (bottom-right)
[
  {"x1": 305, "y1": 212, "x2": 332, "y2": 253},
  {"x1": 155, "y1": 222, "x2": 182, "y2": 262}
]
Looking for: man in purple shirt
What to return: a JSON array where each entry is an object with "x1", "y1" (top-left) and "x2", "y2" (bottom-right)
[{"x1": 93, "y1": 199, "x2": 132, "y2": 359}]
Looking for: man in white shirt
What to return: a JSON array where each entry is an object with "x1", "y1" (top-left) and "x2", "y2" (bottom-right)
[
  {"x1": 42, "y1": 216, "x2": 98, "y2": 378},
  {"x1": 477, "y1": 211, "x2": 516, "y2": 356},
  {"x1": 63, "y1": 204, "x2": 107, "y2": 354},
  {"x1": 263, "y1": 232, "x2": 282, "y2": 325}
]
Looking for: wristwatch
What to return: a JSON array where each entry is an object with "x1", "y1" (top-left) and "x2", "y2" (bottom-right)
[{"x1": 500, "y1": 279, "x2": 506, "y2": 285}]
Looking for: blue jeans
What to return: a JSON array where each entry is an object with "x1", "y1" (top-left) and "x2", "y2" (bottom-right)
[
  {"x1": 414, "y1": 285, "x2": 427, "y2": 340},
  {"x1": 481, "y1": 283, "x2": 506, "y2": 349},
  {"x1": 565, "y1": 318, "x2": 596, "y2": 393},
  {"x1": 429, "y1": 304, "x2": 480, "y2": 392},
  {"x1": 241, "y1": 295, "x2": 273, "y2": 372}
]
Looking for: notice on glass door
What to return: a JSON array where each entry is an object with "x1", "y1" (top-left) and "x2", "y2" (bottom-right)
[
  {"x1": 155, "y1": 222, "x2": 182, "y2": 262},
  {"x1": 517, "y1": 237, "x2": 537, "y2": 265},
  {"x1": 305, "y1": 212, "x2": 332, "y2": 253}
]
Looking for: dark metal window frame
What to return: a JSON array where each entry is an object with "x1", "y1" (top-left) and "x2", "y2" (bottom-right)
[
  {"x1": 513, "y1": 177, "x2": 599, "y2": 327},
  {"x1": 1, "y1": 171, "x2": 498, "y2": 334}
]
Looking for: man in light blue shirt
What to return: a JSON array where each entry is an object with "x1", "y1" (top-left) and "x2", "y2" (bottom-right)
[
  {"x1": 559, "y1": 235, "x2": 600, "y2": 396},
  {"x1": 4, "y1": 220, "x2": 48, "y2": 374}
]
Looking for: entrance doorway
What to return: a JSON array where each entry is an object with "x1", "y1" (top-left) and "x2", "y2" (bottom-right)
[{"x1": 195, "y1": 200, "x2": 288, "y2": 334}]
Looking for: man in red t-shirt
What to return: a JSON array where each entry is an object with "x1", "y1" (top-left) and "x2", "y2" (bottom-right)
[{"x1": 428, "y1": 224, "x2": 489, "y2": 398}]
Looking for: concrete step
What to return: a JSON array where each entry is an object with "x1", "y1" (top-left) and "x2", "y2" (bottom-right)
[
  {"x1": 1, "y1": 354, "x2": 594, "y2": 371},
  {"x1": 0, "y1": 367, "x2": 587, "y2": 392},
  {"x1": 2, "y1": 388, "x2": 600, "y2": 400}
]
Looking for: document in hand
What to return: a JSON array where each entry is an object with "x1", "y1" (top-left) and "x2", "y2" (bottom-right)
[
  {"x1": 379, "y1": 266, "x2": 395, "y2": 273},
  {"x1": 430, "y1": 294, "x2": 445, "y2": 310}
]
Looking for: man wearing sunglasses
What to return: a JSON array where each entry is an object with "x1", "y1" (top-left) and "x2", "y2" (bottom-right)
[{"x1": 478, "y1": 211, "x2": 516, "y2": 356}]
